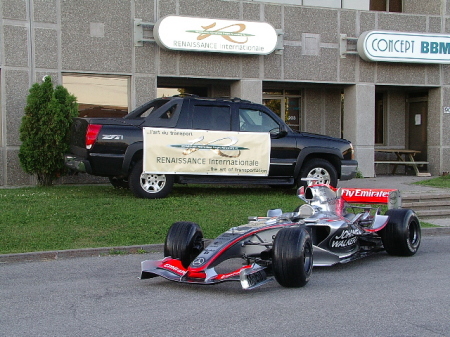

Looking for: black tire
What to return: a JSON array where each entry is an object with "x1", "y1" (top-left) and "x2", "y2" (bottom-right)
[
  {"x1": 298, "y1": 158, "x2": 338, "y2": 188},
  {"x1": 129, "y1": 160, "x2": 174, "y2": 199},
  {"x1": 164, "y1": 222, "x2": 204, "y2": 268},
  {"x1": 381, "y1": 208, "x2": 421, "y2": 256},
  {"x1": 272, "y1": 227, "x2": 313, "y2": 288},
  {"x1": 109, "y1": 177, "x2": 129, "y2": 189}
]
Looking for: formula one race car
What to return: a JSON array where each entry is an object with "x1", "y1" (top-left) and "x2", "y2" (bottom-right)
[{"x1": 140, "y1": 183, "x2": 421, "y2": 290}]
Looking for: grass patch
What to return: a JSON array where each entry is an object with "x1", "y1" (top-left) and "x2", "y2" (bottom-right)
[
  {"x1": 0, "y1": 185, "x2": 300, "y2": 254},
  {"x1": 414, "y1": 175, "x2": 450, "y2": 188},
  {"x1": 420, "y1": 222, "x2": 438, "y2": 228},
  {"x1": 0, "y1": 183, "x2": 439, "y2": 254}
]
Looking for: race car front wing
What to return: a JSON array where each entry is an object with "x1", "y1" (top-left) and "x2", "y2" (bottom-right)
[{"x1": 140, "y1": 257, "x2": 272, "y2": 290}]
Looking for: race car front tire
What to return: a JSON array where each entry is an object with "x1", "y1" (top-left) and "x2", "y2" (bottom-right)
[
  {"x1": 164, "y1": 222, "x2": 204, "y2": 268},
  {"x1": 381, "y1": 208, "x2": 421, "y2": 256},
  {"x1": 272, "y1": 227, "x2": 313, "y2": 288}
]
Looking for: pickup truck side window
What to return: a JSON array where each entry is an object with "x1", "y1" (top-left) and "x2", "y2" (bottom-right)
[
  {"x1": 139, "y1": 101, "x2": 182, "y2": 127},
  {"x1": 239, "y1": 108, "x2": 280, "y2": 133},
  {"x1": 124, "y1": 99, "x2": 170, "y2": 119},
  {"x1": 192, "y1": 105, "x2": 231, "y2": 131}
]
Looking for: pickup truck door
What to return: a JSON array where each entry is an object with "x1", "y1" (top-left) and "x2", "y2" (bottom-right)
[{"x1": 236, "y1": 105, "x2": 299, "y2": 176}]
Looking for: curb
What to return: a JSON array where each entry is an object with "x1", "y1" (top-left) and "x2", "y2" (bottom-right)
[
  {"x1": 0, "y1": 244, "x2": 164, "y2": 264},
  {"x1": 1, "y1": 227, "x2": 449, "y2": 264}
]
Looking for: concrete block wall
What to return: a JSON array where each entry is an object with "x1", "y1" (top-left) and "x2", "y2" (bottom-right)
[{"x1": 1, "y1": 0, "x2": 450, "y2": 186}]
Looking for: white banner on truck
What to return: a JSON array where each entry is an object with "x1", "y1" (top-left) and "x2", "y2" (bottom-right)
[{"x1": 143, "y1": 128, "x2": 270, "y2": 176}]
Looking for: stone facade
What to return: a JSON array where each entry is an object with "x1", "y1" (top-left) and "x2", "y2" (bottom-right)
[{"x1": 1, "y1": 0, "x2": 450, "y2": 186}]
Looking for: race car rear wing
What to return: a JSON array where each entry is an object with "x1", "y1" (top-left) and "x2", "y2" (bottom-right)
[{"x1": 339, "y1": 188, "x2": 401, "y2": 209}]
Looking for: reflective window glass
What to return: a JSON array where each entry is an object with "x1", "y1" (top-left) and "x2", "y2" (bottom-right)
[{"x1": 62, "y1": 74, "x2": 130, "y2": 117}]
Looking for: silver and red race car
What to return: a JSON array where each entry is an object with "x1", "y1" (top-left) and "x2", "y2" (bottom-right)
[{"x1": 140, "y1": 183, "x2": 421, "y2": 290}]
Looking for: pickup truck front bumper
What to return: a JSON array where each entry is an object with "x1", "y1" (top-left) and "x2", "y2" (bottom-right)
[
  {"x1": 340, "y1": 160, "x2": 358, "y2": 181},
  {"x1": 64, "y1": 154, "x2": 92, "y2": 174}
]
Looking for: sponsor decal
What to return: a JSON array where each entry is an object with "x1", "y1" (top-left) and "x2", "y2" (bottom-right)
[
  {"x1": 340, "y1": 188, "x2": 397, "y2": 204},
  {"x1": 154, "y1": 15, "x2": 278, "y2": 55},
  {"x1": 330, "y1": 228, "x2": 360, "y2": 249},
  {"x1": 192, "y1": 257, "x2": 205, "y2": 267},
  {"x1": 358, "y1": 30, "x2": 450, "y2": 64},
  {"x1": 217, "y1": 269, "x2": 244, "y2": 280},
  {"x1": 163, "y1": 263, "x2": 186, "y2": 276},
  {"x1": 342, "y1": 189, "x2": 390, "y2": 198}
]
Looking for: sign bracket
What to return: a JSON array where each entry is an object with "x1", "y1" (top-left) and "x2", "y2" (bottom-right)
[
  {"x1": 340, "y1": 34, "x2": 359, "y2": 58},
  {"x1": 134, "y1": 18, "x2": 155, "y2": 47}
]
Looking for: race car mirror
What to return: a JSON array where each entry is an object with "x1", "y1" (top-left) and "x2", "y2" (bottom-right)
[{"x1": 267, "y1": 209, "x2": 282, "y2": 217}]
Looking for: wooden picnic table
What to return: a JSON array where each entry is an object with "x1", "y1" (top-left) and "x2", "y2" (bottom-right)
[{"x1": 374, "y1": 149, "x2": 430, "y2": 177}]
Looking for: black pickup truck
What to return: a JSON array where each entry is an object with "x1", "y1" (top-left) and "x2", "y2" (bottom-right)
[{"x1": 65, "y1": 96, "x2": 358, "y2": 198}]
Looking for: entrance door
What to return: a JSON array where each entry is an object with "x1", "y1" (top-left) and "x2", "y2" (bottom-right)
[
  {"x1": 263, "y1": 90, "x2": 301, "y2": 131},
  {"x1": 407, "y1": 96, "x2": 428, "y2": 162}
]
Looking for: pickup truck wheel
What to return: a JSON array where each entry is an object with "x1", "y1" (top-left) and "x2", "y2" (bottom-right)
[
  {"x1": 298, "y1": 158, "x2": 338, "y2": 188},
  {"x1": 129, "y1": 160, "x2": 174, "y2": 199}
]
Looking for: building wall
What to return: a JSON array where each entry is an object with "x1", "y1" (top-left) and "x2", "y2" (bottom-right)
[{"x1": 1, "y1": 0, "x2": 450, "y2": 186}]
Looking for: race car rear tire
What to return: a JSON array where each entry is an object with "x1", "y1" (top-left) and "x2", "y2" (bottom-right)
[
  {"x1": 164, "y1": 222, "x2": 204, "y2": 268},
  {"x1": 272, "y1": 227, "x2": 313, "y2": 288},
  {"x1": 381, "y1": 208, "x2": 421, "y2": 256},
  {"x1": 129, "y1": 159, "x2": 174, "y2": 199}
]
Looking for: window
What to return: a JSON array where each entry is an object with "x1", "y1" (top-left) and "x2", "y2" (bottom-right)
[
  {"x1": 62, "y1": 74, "x2": 130, "y2": 118},
  {"x1": 375, "y1": 92, "x2": 385, "y2": 144},
  {"x1": 263, "y1": 89, "x2": 301, "y2": 131},
  {"x1": 239, "y1": 109, "x2": 280, "y2": 133},
  {"x1": 370, "y1": 0, "x2": 402, "y2": 12},
  {"x1": 192, "y1": 105, "x2": 231, "y2": 131}
]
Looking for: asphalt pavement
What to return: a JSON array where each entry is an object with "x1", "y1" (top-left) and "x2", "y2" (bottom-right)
[
  {"x1": 2, "y1": 235, "x2": 449, "y2": 336},
  {"x1": 1, "y1": 175, "x2": 449, "y2": 264}
]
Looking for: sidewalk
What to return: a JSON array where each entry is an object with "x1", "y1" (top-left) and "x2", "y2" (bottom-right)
[{"x1": 338, "y1": 175, "x2": 447, "y2": 195}]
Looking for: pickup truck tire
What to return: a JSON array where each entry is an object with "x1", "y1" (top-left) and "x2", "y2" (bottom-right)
[
  {"x1": 298, "y1": 158, "x2": 338, "y2": 188},
  {"x1": 129, "y1": 159, "x2": 174, "y2": 199}
]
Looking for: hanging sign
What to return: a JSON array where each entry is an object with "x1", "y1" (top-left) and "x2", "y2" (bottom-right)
[
  {"x1": 358, "y1": 30, "x2": 450, "y2": 64},
  {"x1": 154, "y1": 15, "x2": 278, "y2": 55}
]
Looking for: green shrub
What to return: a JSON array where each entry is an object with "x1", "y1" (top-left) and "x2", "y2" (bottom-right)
[{"x1": 19, "y1": 76, "x2": 78, "y2": 186}]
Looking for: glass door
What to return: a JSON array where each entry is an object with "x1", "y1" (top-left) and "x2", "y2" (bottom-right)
[{"x1": 263, "y1": 90, "x2": 301, "y2": 131}]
